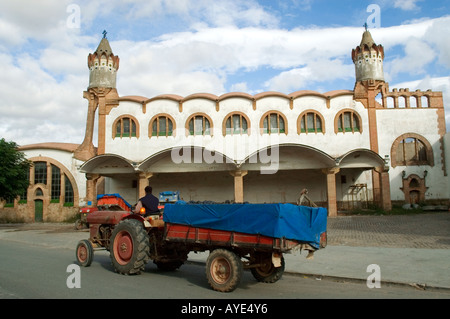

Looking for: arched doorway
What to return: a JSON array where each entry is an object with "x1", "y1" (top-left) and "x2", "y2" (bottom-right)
[
  {"x1": 409, "y1": 190, "x2": 420, "y2": 204},
  {"x1": 34, "y1": 199, "x2": 43, "y2": 222},
  {"x1": 401, "y1": 174, "x2": 427, "y2": 204}
]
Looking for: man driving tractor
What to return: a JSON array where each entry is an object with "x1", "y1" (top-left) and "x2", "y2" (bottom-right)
[{"x1": 134, "y1": 186, "x2": 160, "y2": 217}]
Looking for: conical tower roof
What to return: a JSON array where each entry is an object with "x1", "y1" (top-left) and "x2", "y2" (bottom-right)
[
  {"x1": 95, "y1": 37, "x2": 114, "y2": 56},
  {"x1": 360, "y1": 30, "x2": 376, "y2": 48},
  {"x1": 87, "y1": 32, "x2": 119, "y2": 70}
]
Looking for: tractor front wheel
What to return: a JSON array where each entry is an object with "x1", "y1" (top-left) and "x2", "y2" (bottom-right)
[
  {"x1": 76, "y1": 239, "x2": 94, "y2": 267},
  {"x1": 109, "y1": 219, "x2": 150, "y2": 275}
]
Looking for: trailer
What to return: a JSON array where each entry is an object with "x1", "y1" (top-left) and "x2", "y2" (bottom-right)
[{"x1": 75, "y1": 201, "x2": 327, "y2": 292}]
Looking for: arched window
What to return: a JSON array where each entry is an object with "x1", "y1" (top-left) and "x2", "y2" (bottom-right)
[
  {"x1": 223, "y1": 112, "x2": 249, "y2": 136},
  {"x1": 113, "y1": 116, "x2": 139, "y2": 138},
  {"x1": 260, "y1": 111, "x2": 287, "y2": 135},
  {"x1": 410, "y1": 96, "x2": 418, "y2": 108},
  {"x1": 26, "y1": 157, "x2": 79, "y2": 207},
  {"x1": 149, "y1": 114, "x2": 175, "y2": 137},
  {"x1": 396, "y1": 138, "x2": 428, "y2": 165},
  {"x1": 51, "y1": 165, "x2": 61, "y2": 201},
  {"x1": 64, "y1": 175, "x2": 74, "y2": 205},
  {"x1": 186, "y1": 113, "x2": 212, "y2": 136},
  {"x1": 298, "y1": 111, "x2": 324, "y2": 134},
  {"x1": 421, "y1": 96, "x2": 429, "y2": 108},
  {"x1": 34, "y1": 162, "x2": 47, "y2": 185},
  {"x1": 391, "y1": 134, "x2": 434, "y2": 168},
  {"x1": 335, "y1": 110, "x2": 362, "y2": 133}
]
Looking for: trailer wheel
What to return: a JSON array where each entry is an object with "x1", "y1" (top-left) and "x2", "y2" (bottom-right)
[
  {"x1": 206, "y1": 249, "x2": 243, "y2": 292},
  {"x1": 250, "y1": 252, "x2": 285, "y2": 283},
  {"x1": 76, "y1": 239, "x2": 93, "y2": 267},
  {"x1": 110, "y1": 219, "x2": 150, "y2": 275}
]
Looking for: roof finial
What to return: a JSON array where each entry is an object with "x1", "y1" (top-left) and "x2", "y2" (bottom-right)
[
  {"x1": 102, "y1": 30, "x2": 107, "y2": 39},
  {"x1": 363, "y1": 22, "x2": 368, "y2": 31}
]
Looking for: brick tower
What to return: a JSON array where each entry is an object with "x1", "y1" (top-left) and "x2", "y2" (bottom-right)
[
  {"x1": 352, "y1": 28, "x2": 391, "y2": 211},
  {"x1": 352, "y1": 29, "x2": 385, "y2": 82},
  {"x1": 75, "y1": 31, "x2": 120, "y2": 161}
]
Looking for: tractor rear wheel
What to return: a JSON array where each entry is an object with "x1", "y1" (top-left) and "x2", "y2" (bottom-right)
[
  {"x1": 206, "y1": 249, "x2": 243, "y2": 292},
  {"x1": 110, "y1": 219, "x2": 150, "y2": 275}
]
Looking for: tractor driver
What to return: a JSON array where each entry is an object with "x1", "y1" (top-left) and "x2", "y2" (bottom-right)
[{"x1": 134, "y1": 186, "x2": 160, "y2": 217}]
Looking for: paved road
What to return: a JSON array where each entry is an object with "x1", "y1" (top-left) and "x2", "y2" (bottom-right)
[
  {"x1": 1, "y1": 238, "x2": 449, "y2": 300},
  {"x1": 1, "y1": 212, "x2": 449, "y2": 292}
]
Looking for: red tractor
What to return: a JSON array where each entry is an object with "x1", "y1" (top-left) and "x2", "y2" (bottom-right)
[{"x1": 76, "y1": 199, "x2": 327, "y2": 292}]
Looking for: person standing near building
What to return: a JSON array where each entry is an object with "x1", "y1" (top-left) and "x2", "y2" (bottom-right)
[{"x1": 134, "y1": 186, "x2": 160, "y2": 216}]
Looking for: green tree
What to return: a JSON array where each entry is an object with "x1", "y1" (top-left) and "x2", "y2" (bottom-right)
[{"x1": 0, "y1": 138, "x2": 32, "y2": 202}]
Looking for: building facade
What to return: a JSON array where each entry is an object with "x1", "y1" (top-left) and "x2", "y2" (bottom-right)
[{"x1": 4, "y1": 30, "x2": 449, "y2": 222}]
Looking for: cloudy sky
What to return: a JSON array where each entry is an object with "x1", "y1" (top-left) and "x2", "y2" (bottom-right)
[{"x1": 0, "y1": 0, "x2": 449, "y2": 146}]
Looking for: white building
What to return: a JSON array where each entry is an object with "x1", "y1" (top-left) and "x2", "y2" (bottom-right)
[{"x1": 6, "y1": 30, "x2": 448, "y2": 222}]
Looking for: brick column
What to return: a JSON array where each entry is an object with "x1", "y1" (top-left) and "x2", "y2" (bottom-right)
[
  {"x1": 376, "y1": 167, "x2": 392, "y2": 211},
  {"x1": 138, "y1": 173, "x2": 154, "y2": 198},
  {"x1": 322, "y1": 168, "x2": 340, "y2": 217},
  {"x1": 85, "y1": 173, "x2": 100, "y2": 206},
  {"x1": 230, "y1": 170, "x2": 248, "y2": 203},
  {"x1": 374, "y1": 167, "x2": 392, "y2": 211},
  {"x1": 97, "y1": 95, "x2": 107, "y2": 155}
]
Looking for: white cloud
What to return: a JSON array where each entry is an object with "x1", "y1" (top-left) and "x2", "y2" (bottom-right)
[
  {"x1": 1, "y1": 2, "x2": 450, "y2": 146},
  {"x1": 114, "y1": 0, "x2": 279, "y2": 28},
  {"x1": 393, "y1": 0, "x2": 424, "y2": 11},
  {"x1": 230, "y1": 82, "x2": 250, "y2": 93},
  {"x1": 423, "y1": 18, "x2": 450, "y2": 69},
  {"x1": 0, "y1": 51, "x2": 87, "y2": 145},
  {"x1": 387, "y1": 38, "x2": 436, "y2": 78},
  {"x1": 264, "y1": 59, "x2": 354, "y2": 93},
  {"x1": 0, "y1": 0, "x2": 73, "y2": 46}
]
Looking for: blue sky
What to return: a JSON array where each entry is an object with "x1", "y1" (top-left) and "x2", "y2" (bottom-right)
[{"x1": 0, "y1": 0, "x2": 449, "y2": 145}]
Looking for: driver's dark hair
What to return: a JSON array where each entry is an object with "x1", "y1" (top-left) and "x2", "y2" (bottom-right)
[{"x1": 145, "y1": 186, "x2": 152, "y2": 194}]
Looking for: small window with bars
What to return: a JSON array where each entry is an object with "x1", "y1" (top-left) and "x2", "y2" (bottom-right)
[
  {"x1": 150, "y1": 115, "x2": 174, "y2": 137},
  {"x1": 261, "y1": 111, "x2": 286, "y2": 135},
  {"x1": 187, "y1": 114, "x2": 212, "y2": 136},
  {"x1": 299, "y1": 111, "x2": 324, "y2": 134},
  {"x1": 336, "y1": 110, "x2": 361, "y2": 133},
  {"x1": 224, "y1": 113, "x2": 249, "y2": 136},
  {"x1": 114, "y1": 116, "x2": 138, "y2": 138}
]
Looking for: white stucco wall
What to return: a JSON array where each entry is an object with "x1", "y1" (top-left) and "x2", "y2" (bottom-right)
[
  {"x1": 105, "y1": 93, "x2": 372, "y2": 162},
  {"x1": 376, "y1": 108, "x2": 447, "y2": 201}
]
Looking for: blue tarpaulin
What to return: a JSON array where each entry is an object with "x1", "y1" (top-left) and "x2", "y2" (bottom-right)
[{"x1": 163, "y1": 202, "x2": 327, "y2": 249}]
